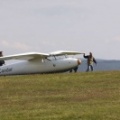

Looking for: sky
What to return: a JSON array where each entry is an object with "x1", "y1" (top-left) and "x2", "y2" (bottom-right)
[{"x1": 0, "y1": 0, "x2": 120, "y2": 60}]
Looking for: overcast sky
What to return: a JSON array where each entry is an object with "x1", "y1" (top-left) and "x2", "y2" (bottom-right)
[{"x1": 0, "y1": 0, "x2": 120, "y2": 60}]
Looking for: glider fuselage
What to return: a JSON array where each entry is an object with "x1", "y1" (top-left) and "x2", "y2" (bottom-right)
[{"x1": 0, "y1": 57, "x2": 80, "y2": 75}]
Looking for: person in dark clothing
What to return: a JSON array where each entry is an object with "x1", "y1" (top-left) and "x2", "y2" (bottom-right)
[
  {"x1": 83, "y1": 52, "x2": 97, "y2": 72},
  {"x1": 0, "y1": 51, "x2": 5, "y2": 66}
]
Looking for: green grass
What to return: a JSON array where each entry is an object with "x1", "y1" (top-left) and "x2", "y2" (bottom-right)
[{"x1": 0, "y1": 71, "x2": 120, "y2": 120}]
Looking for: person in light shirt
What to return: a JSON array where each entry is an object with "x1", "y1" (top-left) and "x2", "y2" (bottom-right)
[
  {"x1": 0, "y1": 51, "x2": 5, "y2": 66},
  {"x1": 83, "y1": 52, "x2": 97, "y2": 72}
]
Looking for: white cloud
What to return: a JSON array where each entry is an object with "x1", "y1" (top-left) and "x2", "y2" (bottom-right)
[
  {"x1": 14, "y1": 42, "x2": 31, "y2": 51},
  {"x1": 0, "y1": 0, "x2": 120, "y2": 59},
  {"x1": 113, "y1": 36, "x2": 120, "y2": 42},
  {"x1": 1, "y1": 40, "x2": 9, "y2": 47},
  {"x1": 1, "y1": 40, "x2": 31, "y2": 51}
]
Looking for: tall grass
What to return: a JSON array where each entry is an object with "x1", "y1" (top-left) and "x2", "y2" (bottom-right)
[{"x1": 0, "y1": 71, "x2": 120, "y2": 120}]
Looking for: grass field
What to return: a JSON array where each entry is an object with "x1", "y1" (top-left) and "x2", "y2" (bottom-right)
[{"x1": 0, "y1": 71, "x2": 120, "y2": 120}]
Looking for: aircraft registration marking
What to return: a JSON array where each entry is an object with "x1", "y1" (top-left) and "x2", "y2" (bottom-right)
[{"x1": 0, "y1": 68, "x2": 13, "y2": 74}]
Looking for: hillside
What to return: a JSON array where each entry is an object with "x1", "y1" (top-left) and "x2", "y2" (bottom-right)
[
  {"x1": 0, "y1": 71, "x2": 120, "y2": 120},
  {"x1": 79, "y1": 59, "x2": 120, "y2": 72}
]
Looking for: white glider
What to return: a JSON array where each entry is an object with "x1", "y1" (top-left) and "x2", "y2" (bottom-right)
[{"x1": 0, "y1": 51, "x2": 82, "y2": 75}]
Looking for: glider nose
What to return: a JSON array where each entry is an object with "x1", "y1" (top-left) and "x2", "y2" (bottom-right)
[{"x1": 77, "y1": 59, "x2": 81, "y2": 65}]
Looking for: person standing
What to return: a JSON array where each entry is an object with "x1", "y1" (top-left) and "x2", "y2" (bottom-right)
[
  {"x1": 0, "y1": 51, "x2": 5, "y2": 66},
  {"x1": 83, "y1": 52, "x2": 97, "y2": 72}
]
